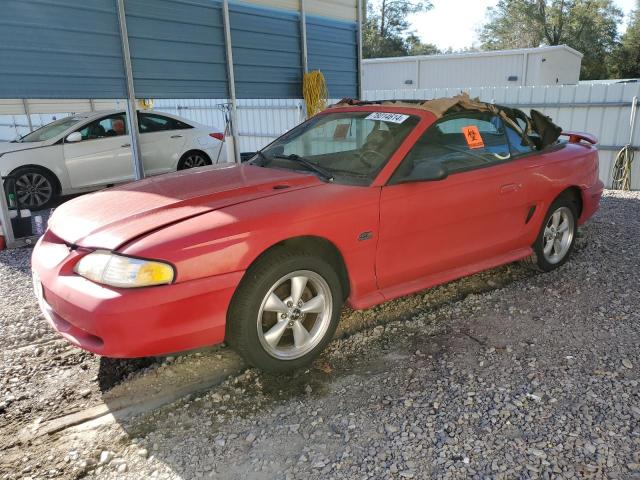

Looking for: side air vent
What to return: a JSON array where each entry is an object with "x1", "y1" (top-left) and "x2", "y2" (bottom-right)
[
  {"x1": 525, "y1": 205, "x2": 536, "y2": 224},
  {"x1": 273, "y1": 184, "x2": 290, "y2": 190}
]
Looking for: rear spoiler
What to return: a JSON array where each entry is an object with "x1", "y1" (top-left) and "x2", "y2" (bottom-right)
[{"x1": 560, "y1": 131, "x2": 598, "y2": 145}]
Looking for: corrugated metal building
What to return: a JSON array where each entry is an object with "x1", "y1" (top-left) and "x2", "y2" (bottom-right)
[
  {"x1": 0, "y1": 0, "x2": 360, "y2": 100},
  {"x1": 0, "y1": 0, "x2": 362, "y2": 168},
  {"x1": 363, "y1": 45, "x2": 583, "y2": 91}
]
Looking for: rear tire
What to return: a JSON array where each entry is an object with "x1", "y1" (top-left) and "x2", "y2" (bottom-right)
[
  {"x1": 525, "y1": 194, "x2": 578, "y2": 272},
  {"x1": 6, "y1": 167, "x2": 59, "y2": 210},
  {"x1": 227, "y1": 248, "x2": 343, "y2": 373},
  {"x1": 177, "y1": 150, "x2": 212, "y2": 170}
]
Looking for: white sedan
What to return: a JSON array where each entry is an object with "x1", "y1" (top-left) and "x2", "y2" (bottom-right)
[{"x1": 0, "y1": 110, "x2": 228, "y2": 209}]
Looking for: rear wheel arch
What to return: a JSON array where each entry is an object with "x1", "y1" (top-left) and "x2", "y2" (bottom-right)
[{"x1": 557, "y1": 186, "x2": 583, "y2": 219}]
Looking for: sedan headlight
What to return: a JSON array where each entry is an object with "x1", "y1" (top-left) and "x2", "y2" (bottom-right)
[{"x1": 74, "y1": 250, "x2": 175, "y2": 288}]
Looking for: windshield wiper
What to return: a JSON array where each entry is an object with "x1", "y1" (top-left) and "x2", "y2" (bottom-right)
[
  {"x1": 253, "y1": 150, "x2": 270, "y2": 166},
  {"x1": 272, "y1": 154, "x2": 334, "y2": 182}
]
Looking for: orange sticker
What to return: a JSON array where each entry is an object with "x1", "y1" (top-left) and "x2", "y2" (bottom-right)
[{"x1": 462, "y1": 125, "x2": 485, "y2": 149}]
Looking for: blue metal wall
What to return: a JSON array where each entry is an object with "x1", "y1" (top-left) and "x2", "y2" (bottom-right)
[
  {"x1": 0, "y1": 0, "x2": 126, "y2": 99},
  {"x1": 125, "y1": 0, "x2": 228, "y2": 98},
  {"x1": 229, "y1": 3, "x2": 302, "y2": 98},
  {"x1": 307, "y1": 15, "x2": 358, "y2": 99},
  {"x1": 0, "y1": 0, "x2": 358, "y2": 100}
]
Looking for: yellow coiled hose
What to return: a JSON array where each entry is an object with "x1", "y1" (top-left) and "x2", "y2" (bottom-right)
[
  {"x1": 611, "y1": 145, "x2": 635, "y2": 191},
  {"x1": 303, "y1": 70, "x2": 328, "y2": 118}
]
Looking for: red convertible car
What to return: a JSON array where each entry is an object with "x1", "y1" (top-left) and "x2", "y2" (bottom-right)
[{"x1": 31, "y1": 95, "x2": 603, "y2": 372}]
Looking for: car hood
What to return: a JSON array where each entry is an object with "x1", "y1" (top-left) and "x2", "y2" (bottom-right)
[
  {"x1": 48, "y1": 164, "x2": 322, "y2": 250},
  {"x1": 0, "y1": 141, "x2": 46, "y2": 154}
]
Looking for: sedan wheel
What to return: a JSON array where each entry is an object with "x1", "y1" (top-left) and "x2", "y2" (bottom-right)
[
  {"x1": 179, "y1": 152, "x2": 210, "y2": 169},
  {"x1": 14, "y1": 171, "x2": 55, "y2": 209},
  {"x1": 257, "y1": 270, "x2": 333, "y2": 360},
  {"x1": 542, "y1": 206, "x2": 574, "y2": 264}
]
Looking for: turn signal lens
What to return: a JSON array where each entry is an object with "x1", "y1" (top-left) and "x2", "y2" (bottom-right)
[{"x1": 74, "y1": 250, "x2": 174, "y2": 288}]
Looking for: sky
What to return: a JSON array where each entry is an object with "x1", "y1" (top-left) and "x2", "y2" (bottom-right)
[{"x1": 408, "y1": 0, "x2": 637, "y2": 51}]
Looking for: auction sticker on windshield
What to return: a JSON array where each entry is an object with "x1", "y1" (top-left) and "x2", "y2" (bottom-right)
[{"x1": 365, "y1": 112, "x2": 409, "y2": 123}]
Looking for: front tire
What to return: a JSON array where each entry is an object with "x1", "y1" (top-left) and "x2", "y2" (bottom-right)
[
  {"x1": 227, "y1": 248, "x2": 343, "y2": 373},
  {"x1": 527, "y1": 194, "x2": 578, "y2": 272},
  {"x1": 6, "y1": 167, "x2": 58, "y2": 210},
  {"x1": 177, "y1": 150, "x2": 212, "y2": 170}
]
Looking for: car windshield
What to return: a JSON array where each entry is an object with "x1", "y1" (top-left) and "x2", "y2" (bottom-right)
[
  {"x1": 255, "y1": 111, "x2": 420, "y2": 185},
  {"x1": 18, "y1": 116, "x2": 83, "y2": 143}
]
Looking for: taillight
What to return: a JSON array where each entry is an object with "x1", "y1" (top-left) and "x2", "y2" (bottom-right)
[{"x1": 209, "y1": 132, "x2": 224, "y2": 141}]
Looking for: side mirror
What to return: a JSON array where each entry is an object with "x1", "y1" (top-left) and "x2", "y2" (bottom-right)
[
  {"x1": 398, "y1": 162, "x2": 448, "y2": 183},
  {"x1": 65, "y1": 132, "x2": 82, "y2": 143}
]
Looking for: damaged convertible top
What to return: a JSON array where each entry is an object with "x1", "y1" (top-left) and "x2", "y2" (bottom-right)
[{"x1": 330, "y1": 93, "x2": 566, "y2": 150}]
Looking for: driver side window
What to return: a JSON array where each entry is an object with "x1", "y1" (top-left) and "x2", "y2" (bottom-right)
[
  {"x1": 392, "y1": 112, "x2": 512, "y2": 182},
  {"x1": 77, "y1": 114, "x2": 128, "y2": 141}
]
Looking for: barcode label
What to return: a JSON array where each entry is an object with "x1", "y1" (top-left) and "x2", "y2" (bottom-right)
[{"x1": 365, "y1": 112, "x2": 409, "y2": 123}]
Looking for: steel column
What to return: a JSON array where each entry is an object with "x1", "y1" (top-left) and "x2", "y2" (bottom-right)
[
  {"x1": 628, "y1": 95, "x2": 638, "y2": 146},
  {"x1": 116, "y1": 0, "x2": 144, "y2": 180},
  {"x1": 300, "y1": 0, "x2": 309, "y2": 74},
  {"x1": 357, "y1": 0, "x2": 364, "y2": 99},
  {"x1": 521, "y1": 51, "x2": 529, "y2": 86},
  {"x1": 0, "y1": 169, "x2": 15, "y2": 248},
  {"x1": 222, "y1": 0, "x2": 241, "y2": 164},
  {"x1": 22, "y1": 99, "x2": 33, "y2": 132}
]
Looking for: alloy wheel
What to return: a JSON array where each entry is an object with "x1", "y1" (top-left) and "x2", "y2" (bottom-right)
[
  {"x1": 182, "y1": 154, "x2": 208, "y2": 168},
  {"x1": 542, "y1": 206, "x2": 574, "y2": 264},
  {"x1": 256, "y1": 270, "x2": 333, "y2": 360},
  {"x1": 15, "y1": 172, "x2": 53, "y2": 209}
]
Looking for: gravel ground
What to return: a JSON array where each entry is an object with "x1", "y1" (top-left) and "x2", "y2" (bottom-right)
[{"x1": 1, "y1": 190, "x2": 639, "y2": 479}]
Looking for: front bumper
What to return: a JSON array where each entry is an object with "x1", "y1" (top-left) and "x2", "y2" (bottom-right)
[{"x1": 32, "y1": 233, "x2": 243, "y2": 358}]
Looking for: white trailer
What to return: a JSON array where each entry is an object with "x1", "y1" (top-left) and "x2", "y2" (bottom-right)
[{"x1": 363, "y1": 45, "x2": 583, "y2": 91}]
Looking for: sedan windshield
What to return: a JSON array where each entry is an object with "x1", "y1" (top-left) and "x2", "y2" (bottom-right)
[
  {"x1": 18, "y1": 116, "x2": 83, "y2": 143},
  {"x1": 255, "y1": 111, "x2": 419, "y2": 185}
]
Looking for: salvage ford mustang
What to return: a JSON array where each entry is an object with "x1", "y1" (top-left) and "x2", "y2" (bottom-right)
[{"x1": 31, "y1": 95, "x2": 603, "y2": 372}]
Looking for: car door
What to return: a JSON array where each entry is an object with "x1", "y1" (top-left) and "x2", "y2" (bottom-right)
[
  {"x1": 138, "y1": 113, "x2": 188, "y2": 175},
  {"x1": 63, "y1": 113, "x2": 134, "y2": 188},
  {"x1": 375, "y1": 111, "x2": 537, "y2": 292}
]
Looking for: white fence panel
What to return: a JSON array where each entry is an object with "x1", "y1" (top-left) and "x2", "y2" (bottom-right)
[{"x1": 364, "y1": 83, "x2": 640, "y2": 189}]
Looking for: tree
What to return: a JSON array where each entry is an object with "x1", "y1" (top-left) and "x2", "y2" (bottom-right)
[
  {"x1": 405, "y1": 33, "x2": 440, "y2": 56},
  {"x1": 479, "y1": 0, "x2": 623, "y2": 79},
  {"x1": 363, "y1": 0, "x2": 439, "y2": 58},
  {"x1": 610, "y1": 1, "x2": 640, "y2": 78}
]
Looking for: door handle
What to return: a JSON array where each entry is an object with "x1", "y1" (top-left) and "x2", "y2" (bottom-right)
[
  {"x1": 170, "y1": 134, "x2": 183, "y2": 138},
  {"x1": 121, "y1": 143, "x2": 131, "y2": 148},
  {"x1": 500, "y1": 183, "x2": 522, "y2": 193}
]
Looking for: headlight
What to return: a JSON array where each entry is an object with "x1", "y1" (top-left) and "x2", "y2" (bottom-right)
[{"x1": 74, "y1": 250, "x2": 175, "y2": 288}]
